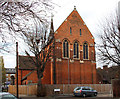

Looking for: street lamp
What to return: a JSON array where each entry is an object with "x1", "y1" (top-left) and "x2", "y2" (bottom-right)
[{"x1": 16, "y1": 42, "x2": 19, "y2": 98}]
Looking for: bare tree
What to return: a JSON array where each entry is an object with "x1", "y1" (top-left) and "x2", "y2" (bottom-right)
[
  {"x1": 0, "y1": 0, "x2": 55, "y2": 96},
  {"x1": 97, "y1": 11, "x2": 120, "y2": 66},
  {"x1": 0, "y1": 0, "x2": 53, "y2": 51},
  {"x1": 24, "y1": 17, "x2": 55, "y2": 96}
]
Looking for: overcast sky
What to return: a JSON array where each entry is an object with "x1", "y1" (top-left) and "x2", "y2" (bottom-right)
[{"x1": 2, "y1": 0, "x2": 120, "y2": 68}]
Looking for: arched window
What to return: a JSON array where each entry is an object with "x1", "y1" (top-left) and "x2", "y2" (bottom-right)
[
  {"x1": 73, "y1": 41, "x2": 79, "y2": 58},
  {"x1": 63, "y1": 40, "x2": 69, "y2": 58},
  {"x1": 83, "y1": 42, "x2": 88, "y2": 59},
  {"x1": 80, "y1": 29, "x2": 82, "y2": 36},
  {"x1": 70, "y1": 27, "x2": 72, "y2": 35}
]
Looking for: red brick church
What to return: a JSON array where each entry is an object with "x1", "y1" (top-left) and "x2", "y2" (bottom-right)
[{"x1": 17, "y1": 7, "x2": 97, "y2": 85}]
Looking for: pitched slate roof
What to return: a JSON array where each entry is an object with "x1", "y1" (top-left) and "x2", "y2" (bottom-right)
[{"x1": 19, "y1": 55, "x2": 36, "y2": 70}]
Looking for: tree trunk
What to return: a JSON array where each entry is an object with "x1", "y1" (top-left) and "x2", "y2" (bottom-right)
[{"x1": 37, "y1": 78, "x2": 46, "y2": 97}]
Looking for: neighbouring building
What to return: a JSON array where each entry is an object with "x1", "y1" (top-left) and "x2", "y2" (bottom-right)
[
  {"x1": 97, "y1": 65, "x2": 120, "y2": 84},
  {"x1": 18, "y1": 56, "x2": 38, "y2": 85},
  {"x1": 0, "y1": 56, "x2": 4, "y2": 85},
  {"x1": 17, "y1": 6, "x2": 97, "y2": 85},
  {"x1": 0, "y1": 56, "x2": 6, "y2": 85},
  {"x1": 5, "y1": 68, "x2": 16, "y2": 85}
]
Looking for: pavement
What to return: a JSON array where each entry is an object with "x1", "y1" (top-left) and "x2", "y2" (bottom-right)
[{"x1": 18, "y1": 93, "x2": 120, "y2": 99}]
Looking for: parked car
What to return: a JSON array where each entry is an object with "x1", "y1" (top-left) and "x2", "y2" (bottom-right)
[
  {"x1": 2, "y1": 85, "x2": 8, "y2": 92},
  {"x1": 2, "y1": 82, "x2": 10, "y2": 92},
  {"x1": 73, "y1": 86, "x2": 97, "y2": 97},
  {"x1": 0, "y1": 92, "x2": 18, "y2": 99}
]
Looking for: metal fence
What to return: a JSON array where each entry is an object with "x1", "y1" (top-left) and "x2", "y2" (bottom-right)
[{"x1": 8, "y1": 84, "x2": 112, "y2": 96}]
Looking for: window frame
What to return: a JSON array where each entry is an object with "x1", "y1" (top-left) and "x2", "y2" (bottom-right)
[
  {"x1": 73, "y1": 41, "x2": 79, "y2": 59},
  {"x1": 63, "y1": 40, "x2": 69, "y2": 58}
]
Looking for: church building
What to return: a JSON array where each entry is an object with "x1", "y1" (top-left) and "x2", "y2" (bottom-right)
[{"x1": 18, "y1": 7, "x2": 97, "y2": 85}]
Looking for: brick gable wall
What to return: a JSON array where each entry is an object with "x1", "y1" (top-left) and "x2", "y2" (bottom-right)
[{"x1": 54, "y1": 9, "x2": 96, "y2": 84}]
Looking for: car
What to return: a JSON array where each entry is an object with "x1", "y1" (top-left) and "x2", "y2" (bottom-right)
[
  {"x1": 0, "y1": 92, "x2": 18, "y2": 99},
  {"x1": 2, "y1": 85, "x2": 8, "y2": 92},
  {"x1": 73, "y1": 86, "x2": 97, "y2": 97}
]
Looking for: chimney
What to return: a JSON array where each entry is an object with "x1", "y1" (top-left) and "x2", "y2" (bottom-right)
[
  {"x1": 97, "y1": 67, "x2": 102, "y2": 70},
  {"x1": 103, "y1": 65, "x2": 108, "y2": 70}
]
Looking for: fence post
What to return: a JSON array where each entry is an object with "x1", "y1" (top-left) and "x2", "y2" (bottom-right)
[
  {"x1": 68, "y1": 84, "x2": 70, "y2": 94},
  {"x1": 63, "y1": 84, "x2": 64, "y2": 95},
  {"x1": 27, "y1": 85, "x2": 29, "y2": 96},
  {"x1": 101, "y1": 84, "x2": 102, "y2": 93}
]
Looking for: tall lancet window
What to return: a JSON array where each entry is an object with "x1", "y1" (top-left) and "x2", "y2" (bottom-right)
[
  {"x1": 83, "y1": 42, "x2": 88, "y2": 59},
  {"x1": 63, "y1": 40, "x2": 69, "y2": 58},
  {"x1": 80, "y1": 29, "x2": 82, "y2": 36},
  {"x1": 73, "y1": 41, "x2": 79, "y2": 58},
  {"x1": 70, "y1": 27, "x2": 72, "y2": 35}
]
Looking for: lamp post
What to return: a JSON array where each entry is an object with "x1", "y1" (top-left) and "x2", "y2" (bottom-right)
[
  {"x1": 68, "y1": 58, "x2": 70, "y2": 84},
  {"x1": 16, "y1": 42, "x2": 19, "y2": 98}
]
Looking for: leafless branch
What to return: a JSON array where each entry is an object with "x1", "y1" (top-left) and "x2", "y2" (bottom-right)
[{"x1": 97, "y1": 10, "x2": 120, "y2": 65}]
